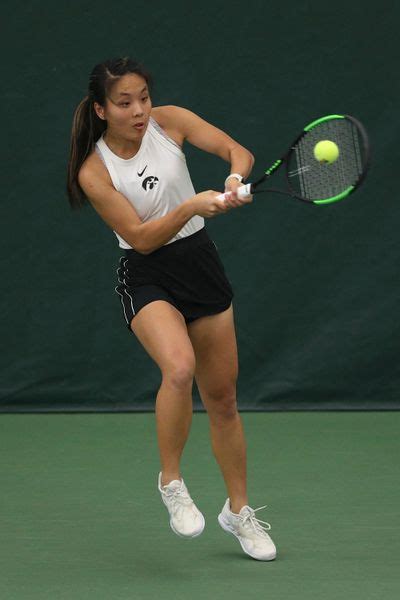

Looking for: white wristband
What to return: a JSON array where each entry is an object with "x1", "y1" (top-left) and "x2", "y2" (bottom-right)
[{"x1": 224, "y1": 173, "x2": 243, "y2": 186}]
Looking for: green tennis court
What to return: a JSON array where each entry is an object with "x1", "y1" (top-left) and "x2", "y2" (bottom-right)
[{"x1": 1, "y1": 412, "x2": 399, "y2": 599}]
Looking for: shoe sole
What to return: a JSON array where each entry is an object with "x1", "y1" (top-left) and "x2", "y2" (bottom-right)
[
  {"x1": 170, "y1": 513, "x2": 205, "y2": 539},
  {"x1": 218, "y1": 513, "x2": 276, "y2": 561}
]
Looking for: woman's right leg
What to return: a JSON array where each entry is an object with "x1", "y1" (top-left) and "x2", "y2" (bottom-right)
[{"x1": 130, "y1": 300, "x2": 196, "y2": 486}]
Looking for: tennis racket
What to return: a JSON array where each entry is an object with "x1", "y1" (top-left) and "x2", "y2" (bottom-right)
[{"x1": 217, "y1": 114, "x2": 370, "y2": 205}]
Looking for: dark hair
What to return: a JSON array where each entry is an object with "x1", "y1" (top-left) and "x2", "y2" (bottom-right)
[{"x1": 66, "y1": 57, "x2": 152, "y2": 209}]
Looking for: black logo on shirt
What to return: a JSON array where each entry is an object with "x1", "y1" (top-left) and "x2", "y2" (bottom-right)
[
  {"x1": 138, "y1": 166, "x2": 147, "y2": 177},
  {"x1": 142, "y1": 176, "x2": 159, "y2": 191}
]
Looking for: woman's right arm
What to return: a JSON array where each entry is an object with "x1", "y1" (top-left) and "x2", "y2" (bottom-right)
[{"x1": 78, "y1": 157, "x2": 229, "y2": 255}]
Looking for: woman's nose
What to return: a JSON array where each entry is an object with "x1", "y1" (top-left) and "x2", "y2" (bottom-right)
[{"x1": 132, "y1": 102, "x2": 144, "y2": 117}]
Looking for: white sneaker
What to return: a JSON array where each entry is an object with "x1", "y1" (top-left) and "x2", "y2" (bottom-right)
[
  {"x1": 218, "y1": 498, "x2": 277, "y2": 561},
  {"x1": 158, "y1": 473, "x2": 205, "y2": 539}
]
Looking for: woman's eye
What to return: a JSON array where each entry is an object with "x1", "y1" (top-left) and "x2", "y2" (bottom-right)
[{"x1": 120, "y1": 98, "x2": 147, "y2": 106}]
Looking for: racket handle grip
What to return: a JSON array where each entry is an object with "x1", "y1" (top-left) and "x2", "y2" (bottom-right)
[{"x1": 216, "y1": 183, "x2": 252, "y2": 202}]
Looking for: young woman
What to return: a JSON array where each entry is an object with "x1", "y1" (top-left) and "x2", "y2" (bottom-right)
[{"x1": 67, "y1": 57, "x2": 276, "y2": 561}]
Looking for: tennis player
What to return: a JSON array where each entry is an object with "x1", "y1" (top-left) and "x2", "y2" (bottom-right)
[{"x1": 67, "y1": 57, "x2": 276, "y2": 561}]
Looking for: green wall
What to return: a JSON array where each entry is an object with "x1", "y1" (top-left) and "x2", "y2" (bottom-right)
[{"x1": 2, "y1": 1, "x2": 399, "y2": 411}]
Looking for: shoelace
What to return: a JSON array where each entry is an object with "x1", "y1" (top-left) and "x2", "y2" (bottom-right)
[
  {"x1": 241, "y1": 505, "x2": 271, "y2": 537},
  {"x1": 162, "y1": 483, "x2": 193, "y2": 511}
]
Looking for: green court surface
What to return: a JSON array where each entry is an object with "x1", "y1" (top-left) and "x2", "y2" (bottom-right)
[{"x1": 1, "y1": 412, "x2": 399, "y2": 600}]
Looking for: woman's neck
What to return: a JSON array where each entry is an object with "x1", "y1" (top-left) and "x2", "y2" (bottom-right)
[{"x1": 103, "y1": 130, "x2": 142, "y2": 159}]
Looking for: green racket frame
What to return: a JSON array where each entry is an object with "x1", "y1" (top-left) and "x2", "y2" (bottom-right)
[{"x1": 248, "y1": 114, "x2": 370, "y2": 205}]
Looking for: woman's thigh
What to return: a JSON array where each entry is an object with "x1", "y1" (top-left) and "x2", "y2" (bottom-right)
[
  {"x1": 186, "y1": 304, "x2": 238, "y2": 401},
  {"x1": 130, "y1": 300, "x2": 196, "y2": 377}
]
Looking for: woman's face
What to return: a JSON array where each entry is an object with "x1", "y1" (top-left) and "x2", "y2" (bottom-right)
[{"x1": 95, "y1": 73, "x2": 152, "y2": 142}]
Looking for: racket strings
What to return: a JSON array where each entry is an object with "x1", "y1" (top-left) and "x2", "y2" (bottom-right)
[{"x1": 288, "y1": 119, "x2": 366, "y2": 201}]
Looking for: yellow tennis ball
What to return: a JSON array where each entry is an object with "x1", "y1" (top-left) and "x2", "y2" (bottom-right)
[{"x1": 314, "y1": 140, "x2": 339, "y2": 164}]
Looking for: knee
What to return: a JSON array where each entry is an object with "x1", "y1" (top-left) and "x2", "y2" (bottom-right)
[
  {"x1": 162, "y1": 358, "x2": 195, "y2": 390},
  {"x1": 205, "y1": 386, "x2": 238, "y2": 421}
]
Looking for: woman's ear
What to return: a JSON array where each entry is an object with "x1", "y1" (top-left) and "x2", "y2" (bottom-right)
[{"x1": 93, "y1": 102, "x2": 106, "y2": 120}]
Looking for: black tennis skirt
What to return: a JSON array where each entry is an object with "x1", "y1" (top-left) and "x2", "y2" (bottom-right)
[{"x1": 115, "y1": 227, "x2": 234, "y2": 332}]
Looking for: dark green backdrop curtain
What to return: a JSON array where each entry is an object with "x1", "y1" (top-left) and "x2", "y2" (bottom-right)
[{"x1": 1, "y1": 1, "x2": 399, "y2": 411}]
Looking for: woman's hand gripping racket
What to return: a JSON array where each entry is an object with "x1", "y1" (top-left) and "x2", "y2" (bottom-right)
[{"x1": 218, "y1": 114, "x2": 370, "y2": 206}]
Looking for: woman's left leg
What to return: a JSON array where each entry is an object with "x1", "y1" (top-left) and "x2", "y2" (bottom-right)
[{"x1": 187, "y1": 305, "x2": 248, "y2": 513}]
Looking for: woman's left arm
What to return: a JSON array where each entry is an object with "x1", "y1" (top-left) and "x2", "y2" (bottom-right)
[{"x1": 157, "y1": 106, "x2": 255, "y2": 206}]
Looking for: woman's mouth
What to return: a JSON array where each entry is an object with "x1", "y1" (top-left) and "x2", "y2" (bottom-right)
[{"x1": 133, "y1": 122, "x2": 145, "y2": 130}]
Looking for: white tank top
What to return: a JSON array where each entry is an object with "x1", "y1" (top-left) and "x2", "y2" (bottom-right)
[{"x1": 95, "y1": 116, "x2": 204, "y2": 249}]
